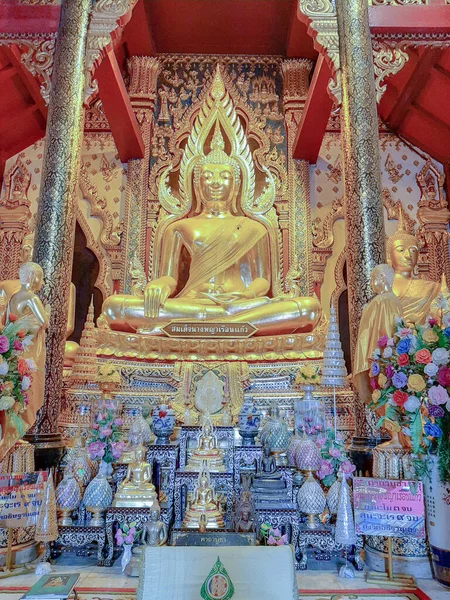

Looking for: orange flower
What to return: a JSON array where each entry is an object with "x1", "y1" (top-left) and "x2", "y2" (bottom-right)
[
  {"x1": 16, "y1": 330, "x2": 25, "y2": 339},
  {"x1": 8, "y1": 313, "x2": 18, "y2": 322},
  {"x1": 17, "y1": 358, "x2": 29, "y2": 376},
  {"x1": 415, "y1": 349, "x2": 432, "y2": 365}
]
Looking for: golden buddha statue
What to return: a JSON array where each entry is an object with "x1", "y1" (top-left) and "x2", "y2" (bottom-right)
[
  {"x1": 0, "y1": 234, "x2": 77, "y2": 365},
  {"x1": 182, "y1": 461, "x2": 225, "y2": 530},
  {"x1": 0, "y1": 262, "x2": 50, "y2": 460},
  {"x1": 388, "y1": 222, "x2": 444, "y2": 325},
  {"x1": 113, "y1": 444, "x2": 157, "y2": 508},
  {"x1": 185, "y1": 415, "x2": 225, "y2": 472},
  {"x1": 101, "y1": 66, "x2": 321, "y2": 338},
  {"x1": 354, "y1": 264, "x2": 403, "y2": 404}
]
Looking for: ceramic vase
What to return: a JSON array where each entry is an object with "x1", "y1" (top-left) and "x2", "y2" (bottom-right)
[
  {"x1": 82, "y1": 460, "x2": 113, "y2": 527},
  {"x1": 238, "y1": 399, "x2": 261, "y2": 445},
  {"x1": 121, "y1": 543, "x2": 133, "y2": 572},
  {"x1": 423, "y1": 456, "x2": 450, "y2": 588},
  {"x1": 152, "y1": 404, "x2": 175, "y2": 444}
]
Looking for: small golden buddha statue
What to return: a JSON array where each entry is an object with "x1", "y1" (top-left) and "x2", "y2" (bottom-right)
[
  {"x1": 182, "y1": 462, "x2": 225, "y2": 530},
  {"x1": 0, "y1": 262, "x2": 49, "y2": 461},
  {"x1": 101, "y1": 66, "x2": 321, "y2": 337},
  {"x1": 354, "y1": 264, "x2": 403, "y2": 404},
  {"x1": 185, "y1": 415, "x2": 225, "y2": 472},
  {"x1": 387, "y1": 222, "x2": 444, "y2": 325},
  {"x1": 113, "y1": 444, "x2": 157, "y2": 508}
]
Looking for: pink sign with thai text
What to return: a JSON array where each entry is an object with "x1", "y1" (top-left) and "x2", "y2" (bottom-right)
[{"x1": 353, "y1": 478, "x2": 425, "y2": 538}]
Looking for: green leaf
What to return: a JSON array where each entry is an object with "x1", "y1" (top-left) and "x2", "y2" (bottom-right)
[{"x1": 410, "y1": 410, "x2": 423, "y2": 455}]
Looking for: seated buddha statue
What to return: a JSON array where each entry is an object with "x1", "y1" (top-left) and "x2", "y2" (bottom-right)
[
  {"x1": 101, "y1": 67, "x2": 321, "y2": 338},
  {"x1": 113, "y1": 444, "x2": 157, "y2": 508},
  {"x1": 182, "y1": 461, "x2": 225, "y2": 530},
  {"x1": 388, "y1": 222, "x2": 445, "y2": 325},
  {"x1": 251, "y1": 443, "x2": 288, "y2": 503},
  {"x1": 185, "y1": 415, "x2": 225, "y2": 472}
]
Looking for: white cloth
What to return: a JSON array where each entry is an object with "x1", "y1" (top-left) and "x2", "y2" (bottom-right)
[{"x1": 137, "y1": 545, "x2": 297, "y2": 600}]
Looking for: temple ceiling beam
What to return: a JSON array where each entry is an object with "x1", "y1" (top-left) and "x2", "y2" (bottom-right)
[
  {"x1": 369, "y1": 4, "x2": 450, "y2": 35},
  {"x1": 292, "y1": 54, "x2": 333, "y2": 164},
  {"x1": 122, "y1": 0, "x2": 156, "y2": 57},
  {"x1": 0, "y1": 1, "x2": 60, "y2": 36},
  {"x1": 96, "y1": 47, "x2": 145, "y2": 162}
]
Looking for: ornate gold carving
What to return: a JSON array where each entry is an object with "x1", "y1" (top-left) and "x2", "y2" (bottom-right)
[
  {"x1": 84, "y1": 0, "x2": 137, "y2": 103},
  {"x1": 20, "y1": 39, "x2": 56, "y2": 105},
  {"x1": 96, "y1": 329, "x2": 325, "y2": 362},
  {"x1": 372, "y1": 40, "x2": 410, "y2": 103},
  {"x1": 282, "y1": 59, "x2": 313, "y2": 105},
  {"x1": 0, "y1": 157, "x2": 32, "y2": 280},
  {"x1": 79, "y1": 165, "x2": 123, "y2": 247},
  {"x1": 75, "y1": 206, "x2": 112, "y2": 300},
  {"x1": 297, "y1": 0, "x2": 341, "y2": 103},
  {"x1": 384, "y1": 153, "x2": 404, "y2": 184}
]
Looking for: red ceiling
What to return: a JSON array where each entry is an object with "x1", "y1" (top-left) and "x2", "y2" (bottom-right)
[
  {"x1": 379, "y1": 46, "x2": 450, "y2": 165},
  {"x1": 0, "y1": 0, "x2": 449, "y2": 181}
]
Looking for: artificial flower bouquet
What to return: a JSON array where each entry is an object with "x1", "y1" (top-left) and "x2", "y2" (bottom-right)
[
  {"x1": 115, "y1": 521, "x2": 141, "y2": 546},
  {"x1": 294, "y1": 364, "x2": 320, "y2": 386},
  {"x1": 316, "y1": 430, "x2": 356, "y2": 487},
  {"x1": 87, "y1": 407, "x2": 125, "y2": 464},
  {"x1": 0, "y1": 314, "x2": 36, "y2": 435},
  {"x1": 259, "y1": 523, "x2": 289, "y2": 546},
  {"x1": 369, "y1": 316, "x2": 450, "y2": 482}
]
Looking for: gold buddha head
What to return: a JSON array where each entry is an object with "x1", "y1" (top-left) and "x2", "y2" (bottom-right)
[
  {"x1": 194, "y1": 121, "x2": 241, "y2": 213},
  {"x1": 387, "y1": 230, "x2": 419, "y2": 275},
  {"x1": 18, "y1": 261, "x2": 43, "y2": 292}
]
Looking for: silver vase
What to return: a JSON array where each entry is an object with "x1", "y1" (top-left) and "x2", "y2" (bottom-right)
[{"x1": 82, "y1": 460, "x2": 113, "y2": 527}]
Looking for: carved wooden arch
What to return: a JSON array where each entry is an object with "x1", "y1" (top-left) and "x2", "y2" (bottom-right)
[
  {"x1": 75, "y1": 205, "x2": 112, "y2": 300},
  {"x1": 331, "y1": 248, "x2": 347, "y2": 315}
]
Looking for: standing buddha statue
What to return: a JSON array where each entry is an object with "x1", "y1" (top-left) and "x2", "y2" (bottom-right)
[{"x1": 387, "y1": 222, "x2": 444, "y2": 325}]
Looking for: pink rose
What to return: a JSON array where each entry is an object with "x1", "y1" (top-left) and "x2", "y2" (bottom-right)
[
  {"x1": 12, "y1": 339, "x2": 23, "y2": 352},
  {"x1": 377, "y1": 335, "x2": 389, "y2": 349},
  {"x1": 340, "y1": 460, "x2": 356, "y2": 475},
  {"x1": 99, "y1": 427, "x2": 112, "y2": 438},
  {"x1": 437, "y1": 367, "x2": 450, "y2": 387},
  {"x1": 0, "y1": 335, "x2": 9, "y2": 353}
]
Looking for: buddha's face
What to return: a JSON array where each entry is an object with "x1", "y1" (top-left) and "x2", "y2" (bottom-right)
[
  {"x1": 390, "y1": 239, "x2": 418, "y2": 274},
  {"x1": 30, "y1": 268, "x2": 43, "y2": 292},
  {"x1": 198, "y1": 163, "x2": 235, "y2": 209}
]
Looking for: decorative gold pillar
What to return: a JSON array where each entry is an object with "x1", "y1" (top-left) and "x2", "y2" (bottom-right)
[
  {"x1": 122, "y1": 56, "x2": 160, "y2": 292},
  {"x1": 336, "y1": 0, "x2": 386, "y2": 436},
  {"x1": 29, "y1": 0, "x2": 91, "y2": 451},
  {"x1": 282, "y1": 59, "x2": 314, "y2": 295}
]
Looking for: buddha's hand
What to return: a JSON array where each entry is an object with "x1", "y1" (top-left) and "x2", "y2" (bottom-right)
[
  {"x1": 144, "y1": 277, "x2": 175, "y2": 318},
  {"x1": 202, "y1": 290, "x2": 256, "y2": 305}
]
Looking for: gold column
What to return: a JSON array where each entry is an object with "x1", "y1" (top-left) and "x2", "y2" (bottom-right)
[
  {"x1": 29, "y1": 0, "x2": 91, "y2": 451},
  {"x1": 336, "y1": 0, "x2": 386, "y2": 436}
]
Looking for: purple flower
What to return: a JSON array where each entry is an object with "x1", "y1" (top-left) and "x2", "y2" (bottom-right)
[
  {"x1": 12, "y1": 339, "x2": 23, "y2": 352},
  {"x1": 370, "y1": 362, "x2": 380, "y2": 377},
  {"x1": 124, "y1": 533, "x2": 134, "y2": 544},
  {"x1": 424, "y1": 422, "x2": 443, "y2": 438},
  {"x1": 115, "y1": 530, "x2": 124, "y2": 545},
  {"x1": 428, "y1": 405, "x2": 445, "y2": 418},
  {"x1": 110, "y1": 441, "x2": 125, "y2": 459},
  {"x1": 392, "y1": 371, "x2": 408, "y2": 389},
  {"x1": 99, "y1": 426, "x2": 112, "y2": 438},
  {"x1": 340, "y1": 460, "x2": 356, "y2": 475},
  {"x1": 385, "y1": 364, "x2": 395, "y2": 379},
  {"x1": 329, "y1": 447, "x2": 341, "y2": 458},
  {"x1": 317, "y1": 459, "x2": 334, "y2": 480},
  {"x1": 428, "y1": 385, "x2": 449, "y2": 406},
  {"x1": 377, "y1": 335, "x2": 389, "y2": 348},
  {"x1": 316, "y1": 435, "x2": 326, "y2": 446},
  {"x1": 0, "y1": 335, "x2": 9, "y2": 353},
  {"x1": 114, "y1": 418, "x2": 123, "y2": 426},
  {"x1": 88, "y1": 441, "x2": 106, "y2": 459}
]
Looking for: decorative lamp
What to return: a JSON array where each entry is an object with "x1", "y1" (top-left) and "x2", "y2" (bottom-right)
[{"x1": 297, "y1": 470, "x2": 326, "y2": 529}]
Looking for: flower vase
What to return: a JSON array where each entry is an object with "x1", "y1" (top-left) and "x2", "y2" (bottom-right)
[
  {"x1": 423, "y1": 456, "x2": 450, "y2": 588},
  {"x1": 302, "y1": 384, "x2": 314, "y2": 403},
  {"x1": 121, "y1": 543, "x2": 133, "y2": 573},
  {"x1": 82, "y1": 460, "x2": 113, "y2": 527},
  {"x1": 152, "y1": 405, "x2": 175, "y2": 444}
]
